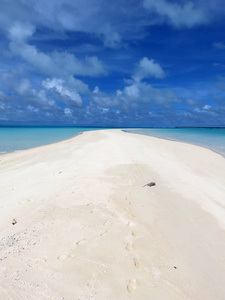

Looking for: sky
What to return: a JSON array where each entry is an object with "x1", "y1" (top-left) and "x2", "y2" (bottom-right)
[{"x1": 0, "y1": 0, "x2": 225, "y2": 127}]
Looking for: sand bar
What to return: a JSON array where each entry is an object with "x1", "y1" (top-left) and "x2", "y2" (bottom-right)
[{"x1": 1, "y1": 129, "x2": 225, "y2": 299}]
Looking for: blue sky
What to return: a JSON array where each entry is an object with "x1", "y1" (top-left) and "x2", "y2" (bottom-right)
[{"x1": 0, "y1": 0, "x2": 225, "y2": 127}]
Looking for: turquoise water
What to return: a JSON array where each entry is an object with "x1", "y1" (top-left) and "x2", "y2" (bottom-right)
[
  {"x1": 125, "y1": 128, "x2": 225, "y2": 157},
  {"x1": 0, "y1": 127, "x2": 106, "y2": 154},
  {"x1": 1, "y1": 127, "x2": 225, "y2": 158}
]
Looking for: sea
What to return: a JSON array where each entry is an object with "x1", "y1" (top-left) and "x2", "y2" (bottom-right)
[
  {"x1": 125, "y1": 128, "x2": 225, "y2": 158},
  {"x1": 0, "y1": 127, "x2": 225, "y2": 158},
  {"x1": 0, "y1": 127, "x2": 106, "y2": 154}
]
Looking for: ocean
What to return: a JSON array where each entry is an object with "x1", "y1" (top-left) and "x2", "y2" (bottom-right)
[
  {"x1": 126, "y1": 128, "x2": 225, "y2": 157},
  {"x1": 0, "y1": 127, "x2": 106, "y2": 154},
  {"x1": 0, "y1": 127, "x2": 225, "y2": 158}
]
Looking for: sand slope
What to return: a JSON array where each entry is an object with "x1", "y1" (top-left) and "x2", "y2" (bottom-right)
[{"x1": 1, "y1": 130, "x2": 225, "y2": 299}]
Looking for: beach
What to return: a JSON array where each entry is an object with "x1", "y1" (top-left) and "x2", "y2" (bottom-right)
[{"x1": 1, "y1": 129, "x2": 225, "y2": 299}]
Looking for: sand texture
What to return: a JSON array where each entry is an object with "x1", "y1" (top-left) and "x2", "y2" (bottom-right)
[{"x1": 1, "y1": 129, "x2": 225, "y2": 299}]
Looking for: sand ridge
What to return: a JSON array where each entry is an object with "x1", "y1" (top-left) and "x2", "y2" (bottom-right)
[{"x1": 0, "y1": 129, "x2": 225, "y2": 299}]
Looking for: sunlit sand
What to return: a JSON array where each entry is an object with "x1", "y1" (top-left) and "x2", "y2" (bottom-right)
[{"x1": 1, "y1": 130, "x2": 225, "y2": 299}]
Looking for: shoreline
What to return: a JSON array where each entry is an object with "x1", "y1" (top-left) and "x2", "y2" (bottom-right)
[
  {"x1": 1, "y1": 129, "x2": 225, "y2": 299},
  {"x1": 1, "y1": 127, "x2": 224, "y2": 160},
  {"x1": 124, "y1": 129, "x2": 225, "y2": 159}
]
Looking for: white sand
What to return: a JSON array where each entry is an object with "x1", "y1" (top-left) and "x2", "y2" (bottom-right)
[{"x1": 1, "y1": 129, "x2": 225, "y2": 299}]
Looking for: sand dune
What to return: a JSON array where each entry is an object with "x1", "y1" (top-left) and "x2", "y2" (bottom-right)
[{"x1": 1, "y1": 130, "x2": 225, "y2": 299}]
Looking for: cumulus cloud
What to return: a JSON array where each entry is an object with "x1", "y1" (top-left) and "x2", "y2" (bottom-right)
[
  {"x1": 0, "y1": 0, "x2": 223, "y2": 56},
  {"x1": 143, "y1": 0, "x2": 207, "y2": 28},
  {"x1": 0, "y1": 72, "x2": 61, "y2": 113},
  {"x1": 64, "y1": 107, "x2": 72, "y2": 116},
  {"x1": 92, "y1": 86, "x2": 119, "y2": 107},
  {"x1": 92, "y1": 57, "x2": 176, "y2": 110},
  {"x1": 203, "y1": 104, "x2": 211, "y2": 110},
  {"x1": 133, "y1": 57, "x2": 166, "y2": 81},
  {"x1": 8, "y1": 23, "x2": 106, "y2": 77},
  {"x1": 0, "y1": 1, "x2": 224, "y2": 126},
  {"x1": 93, "y1": 80, "x2": 178, "y2": 110},
  {"x1": 101, "y1": 24, "x2": 122, "y2": 48},
  {"x1": 124, "y1": 80, "x2": 178, "y2": 105},
  {"x1": 194, "y1": 105, "x2": 216, "y2": 114},
  {"x1": 42, "y1": 78, "x2": 82, "y2": 107},
  {"x1": 0, "y1": 0, "x2": 124, "y2": 48}
]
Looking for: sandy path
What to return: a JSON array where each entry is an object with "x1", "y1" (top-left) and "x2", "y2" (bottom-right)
[{"x1": 0, "y1": 129, "x2": 225, "y2": 299}]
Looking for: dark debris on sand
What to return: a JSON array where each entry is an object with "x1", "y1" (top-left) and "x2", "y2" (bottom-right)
[{"x1": 143, "y1": 182, "x2": 156, "y2": 187}]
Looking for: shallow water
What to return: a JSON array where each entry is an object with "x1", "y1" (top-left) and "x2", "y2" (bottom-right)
[
  {"x1": 125, "y1": 128, "x2": 225, "y2": 157},
  {"x1": 0, "y1": 127, "x2": 106, "y2": 154},
  {"x1": 1, "y1": 127, "x2": 225, "y2": 158}
]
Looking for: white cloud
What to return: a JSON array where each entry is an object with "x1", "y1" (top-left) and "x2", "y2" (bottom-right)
[
  {"x1": 0, "y1": 1, "x2": 125, "y2": 49},
  {"x1": 125, "y1": 80, "x2": 178, "y2": 104},
  {"x1": 92, "y1": 86, "x2": 119, "y2": 107},
  {"x1": 92, "y1": 57, "x2": 176, "y2": 109},
  {"x1": 93, "y1": 79, "x2": 178, "y2": 110},
  {"x1": 0, "y1": 0, "x2": 223, "y2": 55},
  {"x1": 28, "y1": 105, "x2": 39, "y2": 112},
  {"x1": 42, "y1": 78, "x2": 82, "y2": 107},
  {"x1": 8, "y1": 23, "x2": 106, "y2": 77},
  {"x1": 0, "y1": 75, "x2": 61, "y2": 112},
  {"x1": 133, "y1": 57, "x2": 166, "y2": 81},
  {"x1": 203, "y1": 104, "x2": 211, "y2": 110},
  {"x1": 93, "y1": 86, "x2": 100, "y2": 94},
  {"x1": 8, "y1": 22, "x2": 35, "y2": 41},
  {"x1": 124, "y1": 84, "x2": 140, "y2": 98},
  {"x1": 101, "y1": 25, "x2": 122, "y2": 48},
  {"x1": 65, "y1": 76, "x2": 89, "y2": 94},
  {"x1": 194, "y1": 105, "x2": 214, "y2": 113},
  {"x1": 15, "y1": 78, "x2": 34, "y2": 96},
  {"x1": 64, "y1": 108, "x2": 72, "y2": 116},
  {"x1": 143, "y1": 0, "x2": 207, "y2": 28}
]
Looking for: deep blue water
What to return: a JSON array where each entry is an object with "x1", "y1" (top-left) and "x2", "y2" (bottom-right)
[
  {"x1": 0, "y1": 127, "x2": 107, "y2": 154},
  {"x1": 126, "y1": 128, "x2": 225, "y2": 157}
]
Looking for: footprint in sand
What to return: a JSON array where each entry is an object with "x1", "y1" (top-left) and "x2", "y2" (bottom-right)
[
  {"x1": 100, "y1": 231, "x2": 108, "y2": 237},
  {"x1": 134, "y1": 258, "x2": 142, "y2": 269},
  {"x1": 126, "y1": 243, "x2": 133, "y2": 252},
  {"x1": 132, "y1": 231, "x2": 138, "y2": 237},
  {"x1": 57, "y1": 254, "x2": 75, "y2": 260},
  {"x1": 76, "y1": 238, "x2": 87, "y2": 246},
  {"x1": 17, "y1": 198, "x2": 34, "y2": 206},
  {"x1": 57, "y1": 254, "x2": 69, "y2": 260},
  {"x1": 127, "y1": 221, "x2": 134, "y2": 227},
  {"x1": 127, "y1": 279, "x2": 136, "y2": 293}
]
